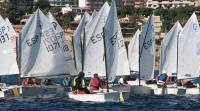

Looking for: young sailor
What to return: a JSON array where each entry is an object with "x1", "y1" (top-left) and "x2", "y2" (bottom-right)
[
  {"x1": 89, "y1": 73, "x2": 102, "y2": 90},
  {"x1": 72, "y1": 72, "x2": 90, "y2": 94},
  {"x1": 118, "y1": 76, "x2": 129, "y2": 86}
]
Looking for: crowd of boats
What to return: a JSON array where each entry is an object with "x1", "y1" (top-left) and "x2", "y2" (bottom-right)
[{"x1": 0, "y1": 0, "x2": 200, "y2": 102}]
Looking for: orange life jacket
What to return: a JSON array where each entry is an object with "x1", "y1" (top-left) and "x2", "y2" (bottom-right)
[{"x1": 89, "y1": 77, "x2": 100, "y2": 90}]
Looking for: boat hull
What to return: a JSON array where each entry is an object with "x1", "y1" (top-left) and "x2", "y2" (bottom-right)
[
  {"x1": 67, "y1": 90, "x2": 121, "y2": 102},
  {"x1": 20, "y1": 85, "x2": 65, "y2": 98},
  {"x1": 127, "y1": 80, "x2": 189, "y2": 95}
]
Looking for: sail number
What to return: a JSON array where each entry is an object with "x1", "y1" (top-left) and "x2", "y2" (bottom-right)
[
  {"x1": 143, "y1": 39, "x2": 153, "y2": 50},
  {"x1": 91, "y1": 32, "x2": 103, "y2": 44},
  {"x1": 46, "y1": 41, "x2": 60, "y2": 52},
  {"x1": 26, "y1": 35, "x2": 39, "y2": 46},
  {"x1": 0, "y1": 25, "x2": 11, "y2": 44},
  {"x1": 43, "y1": 28, "x2": 65, "y2": 53},
  {"x1": 0, "y1": 33, "x2": 9, "y2": 44},
  {"x1": 110, "y1": 31, "x2": 124, "y2": 49}
]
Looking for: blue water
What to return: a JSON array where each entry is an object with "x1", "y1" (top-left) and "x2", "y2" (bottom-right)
[{"x1": 0, "y1": 95, "x2": 200, "y2": 111}]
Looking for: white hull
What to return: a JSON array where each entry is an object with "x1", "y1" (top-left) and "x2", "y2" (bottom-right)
[
  {"x1": 186, "y1": 88, "x2": 200, "y2": 95},
  {"x1": 67, "y1": 90, "x2": 124, "y2": 102},
  {"x1": 0, "y1": 85, "x2": 21, "y2": 98},
  {"x1": 127, "y1": 80, "x2": 200, "y2": 95},
  {"x1": 20, "y1": 85, "x2": 65, "y2": 97},
  {"x1": 112, "y1": 85, "x2": 154, "y2": 96}
]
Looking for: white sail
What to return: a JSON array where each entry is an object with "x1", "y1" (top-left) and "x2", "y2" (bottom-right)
[
  {"x1": 72, "y1": 12, "x2": 90, "y2": 73},
  {"x1": 48, "y1": 12, "x2": 76, "y2": 75},
  {"x1": 128, "y1": 29, "x2": 140, "y2": 72},
  {"x1": 104, "y1": 0, "x2": 130, "y2": 82},
  {"x1": 83, "y1": 2, "x2": 110, "y2": 77},
  {"x1": 178, "y1": 13, "x2": 200, "y2": 79},
  {"x1": 20, "y1": 9, "x2": 73, "y2": 77},
  {"x1": 91, "y1": 10, "x2": 97, "y2": 19},
  {"x1": 0, "y1": 18, "x2": 19, "y2": 75},
  {"x1": 139, "y1": 16, "x2": 155, "y2": 80},
  {"x1": 0, "y1": 15, "x2": 4, "y2": 23},
  {"x1": 160, "y1": 22, "x2": 182, "y2": 75}
]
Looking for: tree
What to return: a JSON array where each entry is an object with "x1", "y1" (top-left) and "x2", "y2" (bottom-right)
[{"x1": 35, "y1": 0, "x2": 50, "y2": 10}]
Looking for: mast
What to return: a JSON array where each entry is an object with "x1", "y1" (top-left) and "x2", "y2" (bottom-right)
[
  {"x1": 103, "y1": 27, "x2": 109, "y2": 92},
  {"x1": 17, "y1": 34, "x2": 22, "y2": 85},
  {"x1": 176, "y1": 30, "x2": 180, "y2": 79},
  {"x1": 82, "y1": 28, "x2": 86, "y2": 72},
  {"x1": 72, "y1": 35, "x2": 77, "y2": 72},
  {"x1": 139, "y1": 16, "x2": 152, "y2": 86}
]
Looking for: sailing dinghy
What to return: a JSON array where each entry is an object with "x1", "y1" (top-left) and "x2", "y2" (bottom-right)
[
  {"x1": 0, "y1": 16, "x2": 21, "y2": 98},
  {"x1": 19, "y1": 9, "x2": 75, "y2": 97},
  {"x1": 68, "y1": 1, "x2": 129, "y2": 102}
]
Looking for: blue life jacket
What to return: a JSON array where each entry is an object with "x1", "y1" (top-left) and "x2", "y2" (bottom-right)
[{"x1": 159, "y1": 74, "x2": 167, "y2": 81}]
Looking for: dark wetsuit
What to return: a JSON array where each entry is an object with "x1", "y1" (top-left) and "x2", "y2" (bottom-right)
[{"x1": 74, "y1": 78, "x2": 90, "y2": 94}]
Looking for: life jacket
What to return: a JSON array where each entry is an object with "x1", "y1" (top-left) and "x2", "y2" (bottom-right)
[
  {"x1": 118, "y1": 78, "x2": 124, "y2": 85},
  {"x1": 63, "y1": 79, "x2": 68, "y2": 86},
  {"x1": 73, "y1": 77, "x2": 85, "y2": 87},
  {"x1": 89, "y1": 77, "x2": 99, "y2": 90}
]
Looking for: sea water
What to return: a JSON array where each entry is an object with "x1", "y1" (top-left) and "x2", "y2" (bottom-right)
[{"x1": 0, "y1": 95, "x2": 200, "y2": 111}]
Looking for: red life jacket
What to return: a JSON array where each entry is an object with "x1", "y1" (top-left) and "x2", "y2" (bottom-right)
[{"x1": 89, "y1": 77, "x2": 100, "y2": 90}]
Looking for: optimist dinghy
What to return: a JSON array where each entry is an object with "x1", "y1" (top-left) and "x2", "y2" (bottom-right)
[
  {"x1": 0, "y1": 16, "x2": 20, "y2": 98},
  {"x1": 67, "y1": 89, "x2": 128, "y2": 102}
]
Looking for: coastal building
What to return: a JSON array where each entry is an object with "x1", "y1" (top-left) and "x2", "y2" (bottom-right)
[
  {"x1": 143, "y1": 15, "x2": 162, "y2": 39},
  {"x1": 134, "y1": 0, "x2": 146, "y2": 8},
  {"x1": 146, "y1": 0, "x2": 199, "y2": 9},
  {"x1": 49, "y1": 0, "x2": 69, "y2": 7}
]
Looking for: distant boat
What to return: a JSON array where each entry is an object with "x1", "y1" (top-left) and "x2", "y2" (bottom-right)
[
  {"x1": 18, "y1": 8, "x2": 74, "y2": 97},
  {"x1": 128, "y1": 29, "x2": 140, "y2": 72},
  {"x1": 68, "y1": 0, "x2": 129, "y2": 102},
  {"x1": 0, "y1": 16, "x2": 20, "y2": 98}
]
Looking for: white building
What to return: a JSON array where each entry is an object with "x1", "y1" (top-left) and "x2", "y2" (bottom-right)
[
  {"x1": 143, "y1": 15, "x2": 162, "y2": 39},
  {"x1": 146, "y1": 0, "x2": 199, "y2": 9},
  {"x1": 48, "y1": 0, "x2": 68, "y2": 7}
]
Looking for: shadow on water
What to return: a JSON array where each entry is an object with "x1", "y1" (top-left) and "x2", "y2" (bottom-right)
[{"x1": 0, "y1": 95, "x2": 200, "y2": 111}]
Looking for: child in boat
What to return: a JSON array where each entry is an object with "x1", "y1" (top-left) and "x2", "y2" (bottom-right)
[
  {"x1": 181, "y1": 79, "x2": 196, "y2": 88},
  {"x1": 157, "y1": 73, "x2": 168, "y2": 88},
  {"x1": 43, "y1": 78, "x2": 53, "y2": 86},
  {"x1": 118, "y1": 76, "x2": 129, "y2": 86},
  {"x1": 63, "y1": 76, "x2": 72, "y2": 87},
  {"x1": 89, "y1": 73, "x2": 102, "y2": 90},
  {"x1": 22, "y1": 78, "x2": 29, "y2": 86},
  {"x1": 28, "y1": 77, "x2": 40, "y2": 87},
  {"x1": 73, "y1": 72, "x2": 90, "y2": 94}
]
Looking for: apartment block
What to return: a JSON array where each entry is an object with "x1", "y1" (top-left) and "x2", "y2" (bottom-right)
[{"x1": 146, "y1": 0, "x2": 199, "y2": 9}]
